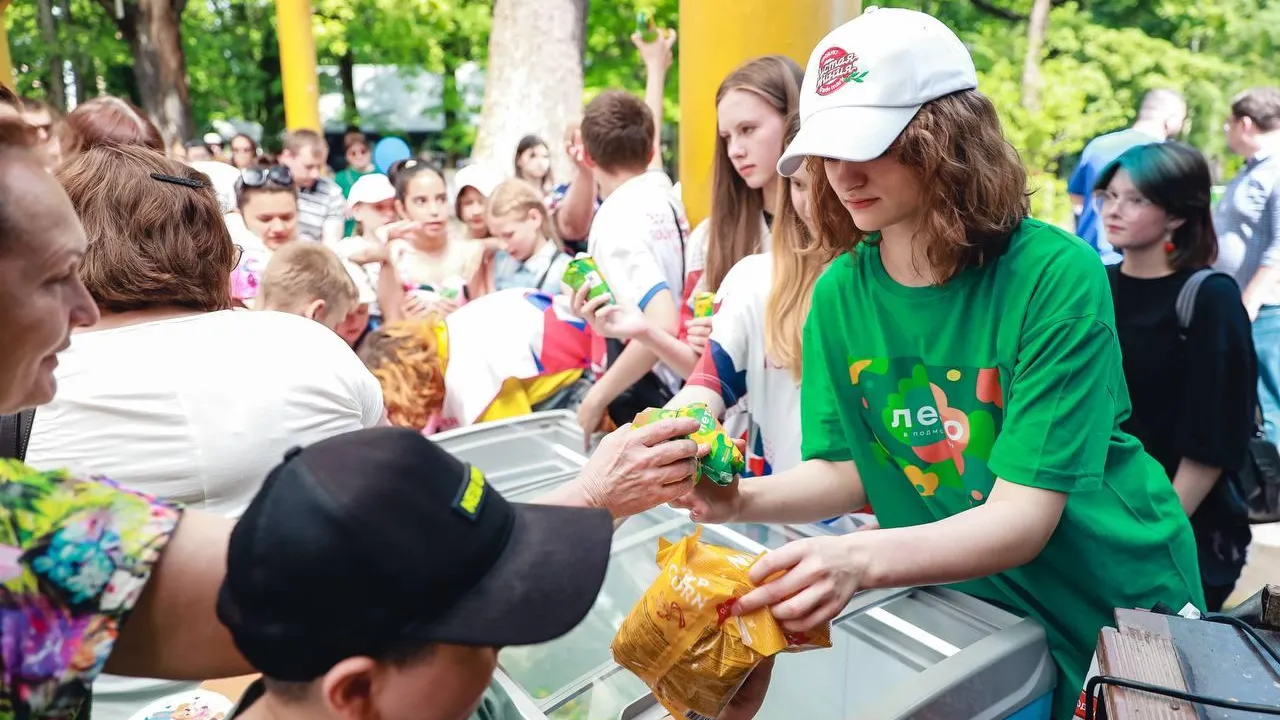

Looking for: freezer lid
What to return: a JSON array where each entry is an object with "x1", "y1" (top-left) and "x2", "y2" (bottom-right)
[{"x1": 430, "y1": 411, "x2": 589, "y2": 492}]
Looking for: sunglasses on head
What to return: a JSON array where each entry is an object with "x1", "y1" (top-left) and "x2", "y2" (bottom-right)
[{"x1": 240, "y1": 165, "x2": 294, "y2": 188}]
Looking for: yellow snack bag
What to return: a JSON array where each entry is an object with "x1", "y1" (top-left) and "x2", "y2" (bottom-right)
[{"x1": 611, "y1": 529, "x2": 832, "y2": 720}]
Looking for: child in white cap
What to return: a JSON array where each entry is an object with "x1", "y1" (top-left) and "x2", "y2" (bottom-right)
[
  {"x1": 675, "y1": 9, "x2": 1202, "y2": 719},
  {"x1": 333, "y1": 172, "x2": 412, "y2": 328}
]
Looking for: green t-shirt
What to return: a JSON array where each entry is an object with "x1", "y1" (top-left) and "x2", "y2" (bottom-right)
[{"x1": 800, "y1": 218, "x2": 1203, "y2": 720}]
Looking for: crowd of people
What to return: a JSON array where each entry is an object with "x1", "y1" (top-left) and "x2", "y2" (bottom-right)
[{"x1": 0, "y1": 6, "x2": 1277, "y2": 720}]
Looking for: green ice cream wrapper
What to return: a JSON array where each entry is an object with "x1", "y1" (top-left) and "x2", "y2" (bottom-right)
[{"x1": 633, "y1": 403, "x2": 745, "y2": 486}]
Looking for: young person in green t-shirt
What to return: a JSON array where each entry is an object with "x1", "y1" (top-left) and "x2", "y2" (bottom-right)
[{"x1": 674, "y1": 9, "x2": 1203, "y2": 719}]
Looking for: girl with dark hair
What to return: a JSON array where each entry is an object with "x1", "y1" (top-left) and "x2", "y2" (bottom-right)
[
  {"x1": 384, "y1": 160, "x2": 486, "y2": 313},
  {"x1": 1097, "y1": 142, "x2": 1257, "y2": 610},
  {"x1": 514, "y1": 134, "x2": 553, "y2": 196}
]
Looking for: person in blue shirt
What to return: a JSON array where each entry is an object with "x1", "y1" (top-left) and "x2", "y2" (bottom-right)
[{"x1": 1069, "y1": 89, "x2": 1186, "y2": 264}]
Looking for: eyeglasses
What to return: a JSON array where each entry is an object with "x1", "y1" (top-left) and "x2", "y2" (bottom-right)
[
  {"x1": 1091, "y1": 190, "x2": 1153, "y2": 215},
  {"x1": 233, "y1": 244, "x2": 244, "y2": 268},
  {"x1": 240, "y1": 165, "x2": 294, "y2": 189}
]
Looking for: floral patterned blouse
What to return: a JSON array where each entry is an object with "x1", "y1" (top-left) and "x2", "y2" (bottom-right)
[{"x1": 0, "y1": 460, "x2": 181, "y2": 719}]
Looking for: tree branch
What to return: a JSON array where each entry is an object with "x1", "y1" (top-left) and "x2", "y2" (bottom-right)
[
  {"x1": 969, "y1": 0, "x2": 1069, "y2": 22},
  {"x1": 969, "y1": 0, "x2": 1024, "y2": 21}
]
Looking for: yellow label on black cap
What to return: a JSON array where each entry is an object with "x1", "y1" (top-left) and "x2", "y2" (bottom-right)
[{"x1": 454, "y1": 465, "x2": 488, "y2": 520}]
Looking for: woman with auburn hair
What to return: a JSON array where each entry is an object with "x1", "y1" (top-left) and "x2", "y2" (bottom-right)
[
  {"x1": 26, "y1": 142, "x2": 385, "y2": 718},
  {"x1": 61, "y1": 95, "x2": 164, "y2": 157},
  {"x1": 1098, "y1": 142, "x2": 1256, "y2": 610},
  {"x1": 675, "y1": 10, "x2": 1202, "y2": 720}
]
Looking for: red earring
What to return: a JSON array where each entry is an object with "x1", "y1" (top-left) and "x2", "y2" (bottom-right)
[{"x1": 1164, "y1": 241, "x2": 1176, "y2": 253}]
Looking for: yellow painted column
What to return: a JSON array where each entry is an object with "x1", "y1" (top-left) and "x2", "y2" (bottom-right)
[
  {"x1": 677, "y1": 0, "x2": 861, "y2": 226},
  {"x1": 275, "y1": 0, "x2": 321, "y2": 131},
  {"x1": 0, "y1": 0, "x2": 15, "y2": 90}
]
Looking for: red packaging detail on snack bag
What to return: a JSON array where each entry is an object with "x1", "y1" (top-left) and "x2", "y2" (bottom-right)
[{"x1": 815, "y1": 47, "x2": 861, "y2": 96}]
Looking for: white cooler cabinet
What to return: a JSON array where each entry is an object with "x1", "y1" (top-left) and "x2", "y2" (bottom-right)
[{"x1": 432, "y1": 413, "x2": 1056, "y2": 720}]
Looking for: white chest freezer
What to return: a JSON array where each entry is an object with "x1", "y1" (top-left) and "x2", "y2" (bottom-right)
[{"x1": 432, "y1": 413, "x2": 1056, "y2": 720}]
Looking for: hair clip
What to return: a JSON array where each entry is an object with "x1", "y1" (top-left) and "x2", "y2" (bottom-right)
[{"x1": 150, "y1": 172, "x2": 206, "y2": 189}]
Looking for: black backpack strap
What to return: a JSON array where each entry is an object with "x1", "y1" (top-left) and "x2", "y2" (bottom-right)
[
  {"x1": 1174, "y1": 268, "x2": 1223, "y2": 336},
  {"x1": 0, "y1": 408, "x2": 35, "y2": 462}
]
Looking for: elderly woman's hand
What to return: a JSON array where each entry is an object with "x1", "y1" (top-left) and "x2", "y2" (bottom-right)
[{"x1": 575, "y1": 416, "x2": 706, "y2": 519}]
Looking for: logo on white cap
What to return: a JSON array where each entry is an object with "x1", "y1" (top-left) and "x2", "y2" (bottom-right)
[{"x1": 814, "y1": 48, "x2": 869, "y2": 97}]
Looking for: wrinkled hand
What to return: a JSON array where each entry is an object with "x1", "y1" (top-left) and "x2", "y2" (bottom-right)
[
  {"x1": 685, "y1": 316, "x2": 713, "y2": 354},
  {"x1": 718, "y1": 656, "x2": 774, "y2": 720},
  {"x1": 736, "y1": 535, "x2": 869, "y2": 633},
  {"x1": 632, "y1": 27, "x2": 677, "y2": 75},
  {"x1": 576, "y1": 416, "x2": 707, "y2": 519},
  {"x1": 669, "y1": 438, "x2": 746, "y2": 523}
]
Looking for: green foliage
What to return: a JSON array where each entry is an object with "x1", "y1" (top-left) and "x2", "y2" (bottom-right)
[{"x1": 4, "y1": 0, "x2": 1274, "y2": 213}]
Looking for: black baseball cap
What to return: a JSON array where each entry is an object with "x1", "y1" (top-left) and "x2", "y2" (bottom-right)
[{"x1": 216, "y1": 426, "x2": 614, "y2": 681}]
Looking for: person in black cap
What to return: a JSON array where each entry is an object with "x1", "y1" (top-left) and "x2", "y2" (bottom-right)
[{"x1": 217, "y1": 426, "x2": 618, "y2": 720}]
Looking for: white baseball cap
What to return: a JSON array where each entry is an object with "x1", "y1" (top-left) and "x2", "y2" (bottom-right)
[
  {"x1": 453, "y1": 164, "x2": 503, "y2": 201},
  {"x1": 777, "y1": 7, "x2": 978, "y2": 177},
  {"x1": 347, "y1": 173, "x2": 396, "y2": 209}
]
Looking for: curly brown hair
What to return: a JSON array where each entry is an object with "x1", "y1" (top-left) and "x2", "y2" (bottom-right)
[
  {"x1": 806, "y1": 90, "x2": 1029, "y2": 283},
  {"x1": 357, "y1": 318, "x2": 447, "y2": 430}
]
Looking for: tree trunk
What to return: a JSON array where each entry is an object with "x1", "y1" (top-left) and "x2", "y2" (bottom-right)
[
  {"x1": 106, "y1": 0, "x2": 194, "y2": 143},
  {"x1": 36, "y1": 0, "x2": 66, "y2": 110},
  {"x1": 59, "y1": 0, "x2": 86, "y2": 106},
  {"x1": 1020, "y1": 0, "x2": 1052, "y2": 110},
  {"x1": 473, "y1": 0, "x2": 585, "y2": 181},
  {"x1": 339, "y1": 49, "x2": 358, "y2": 126}
]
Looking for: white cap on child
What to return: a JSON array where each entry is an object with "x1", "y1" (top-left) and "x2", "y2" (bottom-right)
[
  {"x1": 347, "y1": 173, "x2": 396, "y2": 209},
  {"x1": 453, "y1": 164, "x2": 503, "y2": 201},
  {"x1": 777, "y1": 7, "x2": 978, "y2": 177}
]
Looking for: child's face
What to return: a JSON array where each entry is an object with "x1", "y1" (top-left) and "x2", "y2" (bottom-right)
[
  {"x1": 241, "y1": 191, "x2": 299, "y2": 248},
  {"x1": 518, "y1": 144, "x2": 552, "y2": 181},
  {"x1": 487, "y1": 208, "x2": 543, "y2": 261},
  {"x1": 824, "y1": 153, "x2": 925, "y2": 234},
  {"x1": 789, "y1": 163, "x2": 816, "y2": 236},
  {"x1": 717, "y1": 88, "x2": 788, "y2": 191},
  {"x1": 346, "y1": 142, "x2": 372, "y2": 171},
  {"x1": 457, "y1": 187, "x2": 489, "y2": 236},
  {"x1": 354, "y1": 199, "x2": 398, "y2": 234},
  {"x1": 397, "y1": 172, "x2": 450, "y2": 241}
]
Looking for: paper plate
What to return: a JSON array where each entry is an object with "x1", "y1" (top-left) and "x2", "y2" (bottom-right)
[{"x1": 126, "y1": 689, "x2": 234, "y2": 720}]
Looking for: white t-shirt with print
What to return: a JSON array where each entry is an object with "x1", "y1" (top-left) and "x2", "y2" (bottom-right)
[
  {"x1": 587, "y1": 171, "x2": 691, "y2": 391},
  {"x1": 685, "y1": 254, "x2": 800, "y2": 476},
  {"x1": 26, "y1": 310, "x2": 383, "y2": 720}
]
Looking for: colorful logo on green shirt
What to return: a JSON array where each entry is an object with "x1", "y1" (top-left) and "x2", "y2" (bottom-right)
[{"x1": 850, "y1": 358, "x2": 1004, "y2": 503}]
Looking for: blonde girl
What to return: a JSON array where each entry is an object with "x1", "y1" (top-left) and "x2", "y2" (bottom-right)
[
  {"x1": 581, "y1": 116, "x2": 829, "y2": 477},
  {"x1": 486, "y1": 179, "x2": 571, "y2": 293}
]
